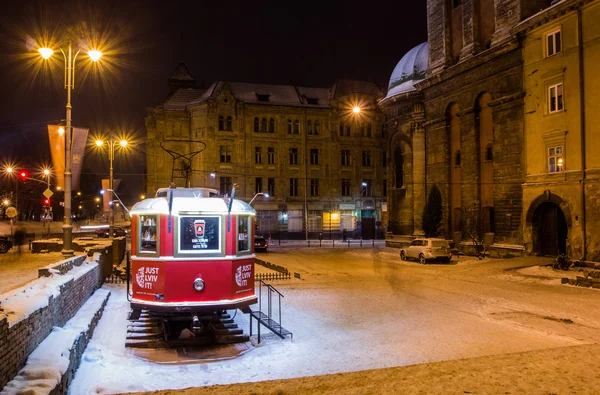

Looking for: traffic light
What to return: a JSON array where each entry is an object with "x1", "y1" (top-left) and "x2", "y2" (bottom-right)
[
  {"x1": 19, "y1": 170, "x2": 28, "y2": 180},
  {"x1": 43, "y1": 198, "x2": 50, "y2": 206}
]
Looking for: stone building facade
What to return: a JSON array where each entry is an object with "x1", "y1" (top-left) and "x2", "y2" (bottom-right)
[
  {"x1": 145, "y1": 65, "x2": 387, "y2": 239},
  {"x1": 514, "y1": 0, "x2": 600, "y2": 260}
]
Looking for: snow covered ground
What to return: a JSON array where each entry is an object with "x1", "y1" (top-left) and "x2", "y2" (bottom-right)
[{"x1": 67, "y1": 248, "x2": 600, "y2": 395}]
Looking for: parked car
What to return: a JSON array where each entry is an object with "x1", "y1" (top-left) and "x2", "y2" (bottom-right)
[
  {"x1": 254, "y1": 235, "x2": 268, "y2": 252},
  {"x1": 399, "y1": 238, "x2": 452, "y2": 264},
  {"x1": 0, "y1": 236, "x2": 13, "y2": 253},
  {"x1": 95, "y1": 227, "x2": 128, "y2": 238}
]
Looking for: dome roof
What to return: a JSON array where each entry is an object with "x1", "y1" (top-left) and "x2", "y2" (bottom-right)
[{"x1": 384, "y1": 42, "x2": 428, "y2": 100}]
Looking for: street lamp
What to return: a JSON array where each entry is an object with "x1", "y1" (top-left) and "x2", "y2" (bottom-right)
[
  {"x1": 96, "y1": 138, "x2": 128, "y2": 237},
  {"x1": 249, "y1": 192, "x2": 269, "y2": 206},
  {"x1": 39, "y1": 42, "x2": 103, "y2": 257}
]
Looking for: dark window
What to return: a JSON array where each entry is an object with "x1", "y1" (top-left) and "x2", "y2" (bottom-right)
[
  {"x1": 310, "y1": 179, "x2": 319, "y2": 197},
  {"x1": 310, "y1": 148, "x2": 319, "y2": 165},
  {"x1": 455, "y1": 150, "x2": 461, "y2": 167},
  {"x1": 254, "y1": 117, "x2": 259, "y2": 133},
  {"x1": 287, "y1": 119, "x2": 292, "y2": 134},
  {"x1": 360, "y1": 124, "x2": 365, "y2": 137},
  {"x1": 255, "y1": 177, "x2": 263, "y2": 194},
  {"x1": 367, "y1": 124, "x2": 372, "y2": 138},
  {"x1": 256, "y1": 92, "x2": 270, "y2": 101},
  {"x1": 342, "y1": 179, "x2": 351, "y2": 196},
  {"x1": 294, "y1": 120, "x2": 300, "y2": 134},
  {"x1": 341, "y1": 149, "x2": 351, "y2": 166},
  {"x1": 314, "y1": 121, "x2": 320, "y2": 135},
  {"x1": 485, "y1": 144, "x2": 493, "y2": 161},
  {"x1": 362, "y1": 151, "x2": 372, "y2": 167},
  {"x1": 308, "y1": 120, "x2": 313, "y2": 135},
  {"x1": 306, "y1": 97, "x2": 319, "y2": 105},
  {"x1": 220, "y1": 176, "x2": 232, "y2": 196},
  {"x1": 268, "y1": 178, "x2": 275, "y2": 196},
  {"x1": 346, "y1": 124, "x2": 351, "y2": 136},
  {"x1": 289, "y1": 148, "x2": 299, "y2": 165},
  {"x1": 452, "y1": 0, "x2": 461, "y2": 7},
  {"x1": 268, "y1": 147, "x2": 275, "y2": 164},
  {"x1": 383, "y1": 179, "x2": 387, "y2": 197},
  {"x1": 339, "y1": 123, "x2": 344, "y2": 137},
  {"x1": 290, "y1": 178, "x2": 299, "y2": 196},
  {"x1": 255, "y1": 146, "x2": 262, "y2": 164},
  {"x1": 218, "y1": 116, "x2": 224, "y2": 131},
  {"x1": 261, "y1": 118, "x2": 267, "y2": 133},
  {"x1": 226, "y1": 116, "x2": 232, "y2": 131},
  {"x1": 220, "y1": 145, "x2": 232, "y2": 163},
  {"x1": 269, "y1": 118, "x2": 275, "y2": 133}
]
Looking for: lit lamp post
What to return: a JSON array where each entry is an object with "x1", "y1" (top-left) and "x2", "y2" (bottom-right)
[
  {"x1": 249, "y1": 192, "x2": 269, "y2": 206},
  {"x1": 3, "y1": 167, "x2": 16, "y2": 217},
  {"x1": 96, "y1": 138, "x2": 128, "y2": 237},
  {"x1": 39, "y1": 43, "x2": 102, "y2": 257}
]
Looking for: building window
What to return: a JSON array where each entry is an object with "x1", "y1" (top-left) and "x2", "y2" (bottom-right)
[
  {"x1": 226, "y1": 116, "x2": 232, "y2": 131},
  {"x1": 255, "y1": 177, "x2": 263, "y2": 194},
  {"x1": 294, "y1": 120, "x2": 300, "y2": 134},
  {"x1": 383, "y1": 179, "x2": 387, "y2": 197},
  {"x1": 218, "y1": 116, "x2": 224, "y2": 131},
  {"x1": 269, "y1": 118, "x2": 275, "y2": 133},
  {"x1": 452, "y1": 0, "x2": 461, "y2": 7},
  {"x1": 339, "y1": 123, "x2": 344, "y2": 137},
  {"x1": 255, "y1": 146, "x2": 262, "y2": 164},
  {"x1": 546, "y1": 29, "x2": 562, "y2": 57},
  {"x1": 549, "y1": 83, "x2": 564, "y2": 113},
  {"x1": 268, "y1": 178, "x2": 275, "y2": 196},
  {"x1": 485, "y1": 144, "x2": 493, "y2": 161},
  {"x1": 362, "y1": 150, "x2": 372, "y2": 167},
  {"x1": 362, "y1": 179, "x2": 372, "y2": 197},
  {"x1": 289, "y1": 147, "x2": 299, "y2": 165},
  {"x1": 310, "y1": 148, "x2": 319, "y2": 165},
  {"x1": 287, "y1": 119, "x2": 292, "y2": 134},
  {"x1": 308, "y1": 120, "x2": 313, "y2": 135},
  {"x1": 454, "y1": 150, "x2": 461, "y2": 167},
  {"x1": 367, "y1": 124, "x2": 372, "y2": 138},
  {"x1": 220, "y1": 145, "x2": 232, "y2": 163},
  {"x1": 261, "y1": 118, "x2": 267, "y2": 133},
  {"x1": 342, "y1": 179, "x2": 351, "y2": 196},
  {"x1": 254, "y1": 117, "x2": 259, "y2": 133},
  {"x1": 346, "y1": 124, "x2": 351, "y2": 136},
  {"x1": 360, "y1": 124, "x2": 365, "y2": 137},
  {"x1": 548, "y1": 146, "x2": 564, "y2": 173},
  {"x1": 314, "y1": 121, "x2": 320, "y2": 135},
  {"x1": 382, "y1": 151, "x2": 387, "y2": 168},
  {"x1": 290, "y1": 178, "x2": 299, "y2": 196},
  {"x1": 341, "y1": 149, "x2": 351, "y2": 166},
  {"x1": 268, "y1": 147, "x2": 275, "y2": 164},
  {"x1": 220, "y1": 176, "x2": 232, "y2": 196},
  {"x1": 310, "y1": 179, "x2": 319, "y2": 197}
]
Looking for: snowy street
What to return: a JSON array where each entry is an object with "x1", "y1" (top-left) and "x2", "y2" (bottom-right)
[{"x1": 69, "y1": 247, "x2": 600, "y2": 394}]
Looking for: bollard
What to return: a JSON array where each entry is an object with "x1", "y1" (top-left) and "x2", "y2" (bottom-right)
[
  {"x1": 360, "y1": 239, "x2": 363, "y2": 247},
  {"x1": 319, "y1": 239, "x2": 322, "y2": 247},
  {"x1": 333, "y1": 239, "x2": 335, "y2": 247},
  {"x1": 372, "y1": 239, "x2": 375, "y2": 247},
  {"x1": 308, "y1": 240, "x2": 311, "y2": 247},
  {"x1": 347, "y1": 240, "x2": 350, "y2": 247}
]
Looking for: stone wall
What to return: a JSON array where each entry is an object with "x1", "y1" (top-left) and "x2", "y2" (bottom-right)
[{"x1": 0, "y1": 256, "x2": 103, "y2": 390}]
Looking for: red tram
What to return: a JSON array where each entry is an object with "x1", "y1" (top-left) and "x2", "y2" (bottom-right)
[{"x1": 128, "y1": 186, "x2": 257, "y2": 338}]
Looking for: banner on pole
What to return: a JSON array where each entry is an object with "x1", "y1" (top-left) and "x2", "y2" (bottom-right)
[{"x1": 47, "y1": 124, "x2": 89, "y2": 190}]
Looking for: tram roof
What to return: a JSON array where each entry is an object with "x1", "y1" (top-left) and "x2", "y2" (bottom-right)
[{"x1": 130, "y1": 196, "x2": 256, "y2": 215}]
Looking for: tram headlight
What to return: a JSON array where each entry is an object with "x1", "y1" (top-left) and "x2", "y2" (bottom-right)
[{"x1": 193, "y1": 278, "x2": 205, "y2": 292}]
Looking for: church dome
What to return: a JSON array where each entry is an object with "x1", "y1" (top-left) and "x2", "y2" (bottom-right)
[{"x1": 384, "y1": 42, "x2": 428, "y2": 100}]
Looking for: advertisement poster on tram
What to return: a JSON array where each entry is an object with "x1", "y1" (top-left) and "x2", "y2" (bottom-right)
[
  {"x1": 132, "y1": 263, "x2": 165, "y2": 298},
  {"x1": 179, "y1": 216, "x2": 221, "y2": 253}
]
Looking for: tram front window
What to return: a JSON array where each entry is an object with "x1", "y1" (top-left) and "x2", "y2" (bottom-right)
[
  {"x1": 140, "y1": 215, "x2": 158, "y2": 253},
  {"x1": 238, "y1": 216, "x2": 250, "y2": 253}
]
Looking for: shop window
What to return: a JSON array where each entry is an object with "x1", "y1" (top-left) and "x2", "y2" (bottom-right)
[{"x1": 140, "y1": 215, "x2": 158, "y2": 254}]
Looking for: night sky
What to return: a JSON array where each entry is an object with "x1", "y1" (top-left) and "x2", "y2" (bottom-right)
[{"x1": 0, "y1": 0, "x2": 427, "y2": 203}]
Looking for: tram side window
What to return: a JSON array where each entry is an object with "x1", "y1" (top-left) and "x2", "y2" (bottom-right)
[
  {"x1": 140, "y1": 215, "x2": 158, "y2": 253},
  {"x1": 238, "y1": 215, "x2": 250, "y2": 253}
]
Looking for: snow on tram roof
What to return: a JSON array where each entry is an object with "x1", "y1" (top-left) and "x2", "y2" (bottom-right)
[{"x1": 130, "y1": 196, "x2": 255, "y2": 215}]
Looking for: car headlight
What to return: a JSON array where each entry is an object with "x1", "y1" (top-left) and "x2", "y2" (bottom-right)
[{"x1": 193, "y1": 278, "x2": 205, "y2": 291}]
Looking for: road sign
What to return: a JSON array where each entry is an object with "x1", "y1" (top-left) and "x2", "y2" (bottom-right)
[
  {"x1": 5, "y1": 207, "x2": 17, "y2": 218},
  {"x1": 41, "y1": 211, "x2": 53, "y2": 221},
  {"x1": 43, "y1": 188, "x2": 54, "y2": 199}
]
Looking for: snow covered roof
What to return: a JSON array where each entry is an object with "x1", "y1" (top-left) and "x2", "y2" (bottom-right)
[
  {"x1": 163, "y1": 87, "x2": 207, "y2": 110},
  {"x1": 384, "y1": 42, "x2": 429, "y2": 100},
  {"x1": 130, "y1": 197, "x2": 256, "y2": 215}
]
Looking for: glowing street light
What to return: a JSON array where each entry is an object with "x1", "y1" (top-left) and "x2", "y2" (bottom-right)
[
  {"x1": 249, "y1": 192, "x2": 269, "y2": 206},
  {"x1": 38, "y1": 41, "x2": 103, "y2": 257},
  {"x1": 353, "y1": 106, "x2": 361, "y2": 114},
  {"x1": 95, "y1": 137, "x2": 129, "y2": 237}
]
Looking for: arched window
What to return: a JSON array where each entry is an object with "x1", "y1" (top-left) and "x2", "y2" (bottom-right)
[
  {"x1": 254, "y1": 117, "x2": 259, "y2": 133},
  {"x1": 261, "y1": 118, "x2": 267, "y2": 133},
  {"x1": 269, "y1": 118, "x2": 275, "y2": 133},
  {"x1": 485, "y1": 144, "x2": 493, "y2": 161},
  {"x1": 218, "y1": 116, "x2": 224, "y2": 131},
  {"x1": 315, "y1": 121, "x2": 320, "y2": 135},
  {"x1": 226, "y1": 116, "x2": 232, "y2": 131},
  {"x1": 307, "y1": 120, "x2": 313, "y2": 135},
  {"x1": 287, "y1": 119, "x2": 292, "y2": 134},
  {"x1": 346, "y1": 124, "x2": 351, "y2": 136},
  {"x1": 454, "y1": 150, "x2": 461, "y2": 167},
  {"x1": 294, "y1": 120, "x2": 300, "y2": 134}
]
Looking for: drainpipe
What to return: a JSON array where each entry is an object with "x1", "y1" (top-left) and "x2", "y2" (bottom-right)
[
  {"x1": 304, "y1": 110, "x2": 309, "y2": 241},
  {"x1": 577, "y1": 8, "x2": 587, "y2": 261}
]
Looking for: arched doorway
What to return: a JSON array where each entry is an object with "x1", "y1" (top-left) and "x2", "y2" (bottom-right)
[{"x1": 532, "y1": 202, "x2": 567, "y2": 256}]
